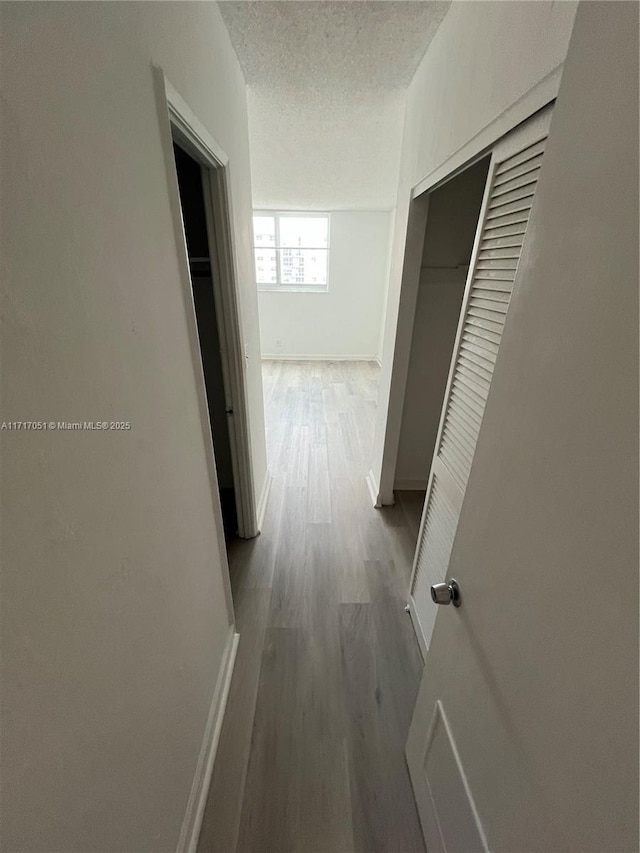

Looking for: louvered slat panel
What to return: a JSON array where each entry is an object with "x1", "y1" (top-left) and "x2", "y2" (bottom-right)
[
  {"x1": 450, "y1": 378, "x2": 484, "y2": 417},
  {"x1": 469, "y1": 296, "x2": 509, "y2": 313},
  {"x1": 458, "y1": 352, "x2": 493, "y2": 384},
  {"x1": 466, "y1": 316, "x2": 504, "y2": 340},
  {"x1": 468, "y1": 300, "x2": 509, "y2": 318},
  {"x1": 459, "y1": 341, "x2": 496, "y2": 373},
  {"x1": 480, "y1": 234, "x2": 525, "y2": 251},
  {"x1": 481, "y1": 221, "x2": 527, "y2": 241},
  {"x1": 484, "y1": 209, "x2": 531, "y2": 229},
  {"x1": 486, "y1": 195, "x2": 535, "y2": 220},
  {"x1": 466, "y1": 311, "x2": 502, "y2": 346},
  {"x1": 450, "y1": 380, "x2": 485, "y2": 421},
  {"x1": 495, "y1": 138, "x2": 546, "y2": 175},
  {"x1": 457, "y1": 362, "x2": 492, "y2": 395},
  {"x1": 441, "y1": 428, "x2": 474, "y2": 472},
  {"x1": 473, "y1": 279, "x2": 513, "y2": 293},
  {"x1": 492, "y1": 163, "x2": 541, "y2": 194},
  {"x1": 478, "y1": 248, "x2": 521, "y2": 263},
  {"x1": 462, "y1": 329, "x2": 501, "y2": 357},
  {"x1": 493, "y1": 155, "x2": 543, "y2": 189},
  {"x1": 476, "y1": 260, "x2": 518, "y2": 275},
  {"x1": 488, "y1": 184, "x2": 537, "y2": 210},
  {"x1": 467, "y1": 306, "x2": 507, "y2": 327},
  {"x1": 440, "y1": 431, "x2": 472, "y2": 483},
  {"x1": 476, "y1": 258, "x2": 519, "y2": 270},
  {"x1": 459, "y1": 338, "x2": 498, "y2": 366},
  {"x1": 437, "y1": 134, "x2": 546, "y2": 495},
  {"x1": 468, "y1": 301, "x2": 510, "y2": 320},
  {"x1": 410, "y1": 116, "x2": 550, "y2": 656},
  {"x1": 443, "y1": 423, "x2": 475, "y2": 470},
  {"x1": 470, "y1": 290, "x2": 512, "y2": 304},
  {"x1": 443, "y1": 404, "x2": 478, "y2": 446},
  {"x1": 443, "y1": 412, "x2": 479, "y2": 461},
  {"x1": 449, "y1": 386, "x2": 483, "y2": 431},
  {"x1": 412, "y1": 476, "x2": 459, "y2": 645},
  {"x1": 454, "y1": 371, "x2": 489, "y2": 406},
  {"x1": 441, "y1": 419, "x2": 477, "y2": 488},
  {"x1": 475, "y1": 271, "x2": 516, "y2": 284},
  {"x1": 445, "y1": 414, "x2": 481, "y2": 468}
]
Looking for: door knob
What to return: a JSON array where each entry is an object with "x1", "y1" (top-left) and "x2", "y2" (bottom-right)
[{"x1": 430, "y1": 579, "x2": 461, "y2": 607}]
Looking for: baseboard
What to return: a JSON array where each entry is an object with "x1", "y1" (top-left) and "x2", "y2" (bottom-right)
[
  {"x1": 365, "y1": 469, "x2": 383, "y2": 508},
  {"x1": 256, "y1": 469, "x2": 272, "y2": 534},
  {"x1": 176, "y1": 627, "x2": 240, "y2": 853},
  {"x1": 262, "y1": 354, "x2": 379, "y2": 363},
  {"x1": 394, "y1": 478, "x2": 428, "y2": 491}
]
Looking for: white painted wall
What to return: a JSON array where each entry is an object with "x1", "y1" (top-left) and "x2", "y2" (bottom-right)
[
  {"x1": 371, "y1": 0, "x2": 579, "y2": 504},
  {"x1": 0, "y1": 3, "x2": 265, "y2": 850},
  {"x1": 258, "y1": 211, "x2": 392, "y2": 360}
]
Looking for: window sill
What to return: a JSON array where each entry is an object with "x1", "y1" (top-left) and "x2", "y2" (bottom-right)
[{"x1": 257, "y1": 285, "x2": 329, "y2": 294}]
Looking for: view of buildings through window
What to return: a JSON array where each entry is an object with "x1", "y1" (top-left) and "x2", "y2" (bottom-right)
[{"x1": 253, "y1": 213, "x2": 329, "y2": 287}]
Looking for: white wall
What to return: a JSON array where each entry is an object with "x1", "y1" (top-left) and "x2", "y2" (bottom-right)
[
  {"x1": 0, "y1": 3, "x2": 265, "y2": 850},
  {"x1": 408, "y1": 0, "x2": 578, "y2": 186},
  {"x1": 258, "y1": 211, "x2": 392, "y2": 360},
  {"x1": 370, "y1": 0, "x2": 578, "y2": 504}
]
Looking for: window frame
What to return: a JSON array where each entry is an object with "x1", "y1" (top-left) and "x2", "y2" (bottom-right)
[{"x1": 253, "y1": 210, "x2": 331, "y2": 293}]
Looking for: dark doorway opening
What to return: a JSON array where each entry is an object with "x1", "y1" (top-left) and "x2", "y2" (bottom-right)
[
  {"x1": 395, "y1": 155, "x2": 491, "y2": 503},
  {"x1": 172, "y1": 142, "x2": 238, "y2": 541}
]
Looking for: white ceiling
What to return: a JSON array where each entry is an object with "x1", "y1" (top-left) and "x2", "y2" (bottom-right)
[{"x1": 218, "y1": 1, "x2": 450, "y2": 210}]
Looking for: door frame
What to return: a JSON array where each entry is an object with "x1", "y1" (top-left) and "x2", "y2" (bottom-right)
[
  {"x1": 372, "y1": 150, "x2": 493, "y2": 509},
  {"x1": 407, "y1": 105, "x2": 554, "y2": 658},
  {"x1": 371, "y1": 69, "x2": 564, "y2": 509},
  {"x1": 153, "y1": 67, "x2": 258, "y2": 548},
  {"x1": 405, "y1": 153, "x2": 496, "y2": 659}
]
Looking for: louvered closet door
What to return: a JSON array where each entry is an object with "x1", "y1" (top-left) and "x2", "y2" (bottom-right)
[{"x1": 409, "y1": 106, "x2": 553, "y2": 656}]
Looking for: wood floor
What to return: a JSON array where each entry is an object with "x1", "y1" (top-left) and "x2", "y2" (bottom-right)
[{"x1": 198, "y1": 361, "x2": 426, "y2": 853}]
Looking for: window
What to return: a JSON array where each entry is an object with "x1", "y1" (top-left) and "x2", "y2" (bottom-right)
[{"x1": 253, "y1": 212, "x2": 330, "y2": 291}]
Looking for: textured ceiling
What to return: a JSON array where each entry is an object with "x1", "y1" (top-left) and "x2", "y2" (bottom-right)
[
  {"x1": 218, "y1": 1, "x2": 450, "y2": 210},
  {"x1": 218, "y1": 1, "x2": 450, "y2": 92}
]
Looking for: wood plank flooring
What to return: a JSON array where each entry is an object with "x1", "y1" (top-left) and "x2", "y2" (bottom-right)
[{"x1": 198, "y1": 361, "x2": 426, "y2": 853}]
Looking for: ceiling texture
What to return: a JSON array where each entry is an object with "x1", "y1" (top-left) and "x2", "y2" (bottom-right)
[{"x1": 218, "y1": 1, "x2": 451, "y2": 210}]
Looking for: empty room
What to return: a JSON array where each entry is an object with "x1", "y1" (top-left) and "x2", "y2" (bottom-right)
[{"x1": 1, "y1": 3, "x2": 638, "y2": 853}]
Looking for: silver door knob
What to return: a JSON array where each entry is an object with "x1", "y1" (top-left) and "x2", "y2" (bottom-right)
[{"x1": 430, "y1": 579, "x2": 461, "y2": 607}]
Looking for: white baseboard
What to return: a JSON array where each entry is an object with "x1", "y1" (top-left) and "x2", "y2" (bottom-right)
[
  {"x1": 262, "y1": 354, "x2": 379, "y2": 363},
  {"x1": 394, "y1": 478, "x2": 428, "y2": 491},
  {"x1": 256, "y1": 469, "x2": 272, "y2": 534},
  {"x1": 176, "y1": 627, "x2": 240, "y2": 853},
  {"x1": 365, "y1": 469, "x2": 383, "y2": 508}
]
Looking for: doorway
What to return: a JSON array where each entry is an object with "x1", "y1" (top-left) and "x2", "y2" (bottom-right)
[
  {"x1": 395, "y1": 157, "x2": 490, "y2": 496},
  {"x1": 392, "y1": 156, "x2": 490, "y2": 571},
  {"x1": 172, "y1": 141, "x2": 240, "y2": 542}
]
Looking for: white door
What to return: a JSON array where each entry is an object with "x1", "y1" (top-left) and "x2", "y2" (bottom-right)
[
  {"x1": 405, "y1": 110, "x2": 551, "y2": 853},
  {"x1": 408, "y1": 107, "x2": 553, "y2": 656},
  {"x1": 405, "y1": 4, "x2": 639, "y2": 849}
]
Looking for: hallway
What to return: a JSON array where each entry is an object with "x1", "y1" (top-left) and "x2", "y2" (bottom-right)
[{"x1": 199, "y1": 361, "x2": 426, "y2": 852}]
